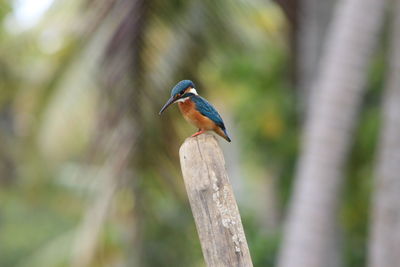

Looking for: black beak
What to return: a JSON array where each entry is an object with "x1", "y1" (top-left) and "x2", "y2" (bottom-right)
[{"x1": 159, "y1": 96, "x2": 176, "y2": 115}]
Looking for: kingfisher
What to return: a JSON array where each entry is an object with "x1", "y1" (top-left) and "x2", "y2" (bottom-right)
[{"x1": 159, "y1": 80, "x2": 231, "y2": 142}]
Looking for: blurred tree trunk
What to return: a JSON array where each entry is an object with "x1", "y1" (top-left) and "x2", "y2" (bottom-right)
[
  {"x1": 296, "y1": 0, "x2": 336, "y2": 111},
  {"x1": 368, "y1": 3, "x2": 400, "y2": 267},
  {"x1": 277, "y1": 0, "x2": 387, "y2": 267},
  {"x1": 274, "y1": 0, "x2": 336, "y2": 111},
  {"x1": 273, "y1": 0, "x2": 298, "y2": 85}
]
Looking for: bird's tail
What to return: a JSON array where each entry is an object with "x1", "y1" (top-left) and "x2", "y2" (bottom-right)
[{"x1": 216, "y1": 127, "x2": 231, "y2": 142}]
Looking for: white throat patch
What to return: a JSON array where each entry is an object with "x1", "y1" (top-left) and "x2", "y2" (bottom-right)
[
  {"x1": 189, "y1": 88, "x2": 198, "y2": 95},
  {"x1": 176, "y1": 97, "x2": 189, "y2": 103},
  {"x1": 176, "y1": 87, "x2": 198, "y2": 103}
]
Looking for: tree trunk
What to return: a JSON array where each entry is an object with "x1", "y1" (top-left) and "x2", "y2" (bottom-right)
[
  {"x1": 274, "y1": 0, "x2": 336, "y2": 111},
  {"x1": 368, "y1": 2, "x2": 400, "y2": 266},
  {"x1": 296, "y1": 0, "x2": 336, "y2": 111},
  {"x1": 277, "y1": 0, "x2": 387, "y2": 267}
]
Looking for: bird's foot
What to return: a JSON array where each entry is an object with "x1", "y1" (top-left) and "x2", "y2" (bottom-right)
[{"x1": 191, "y1": 130, "x2": 205, "y2": 137}]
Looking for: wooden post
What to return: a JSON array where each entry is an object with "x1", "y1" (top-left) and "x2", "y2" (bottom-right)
[{"x1": 179, "y1": 133, "x2": 253, "y2": 267}]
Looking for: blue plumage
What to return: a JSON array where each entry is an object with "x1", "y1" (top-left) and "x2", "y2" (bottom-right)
[
  {"x1": 192, "y1": 95, "x2": 231, "y2": 141},
  {"x1": 171, "y1": 80, "x2": 195, "y2": 97},
  {"x1": 191, "y1": 95, "x2": 225, "y2": 129}
]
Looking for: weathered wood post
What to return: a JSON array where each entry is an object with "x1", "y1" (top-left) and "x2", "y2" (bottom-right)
[{"x1": 179, "y1": 133, "x2": 253, "y2": 267}]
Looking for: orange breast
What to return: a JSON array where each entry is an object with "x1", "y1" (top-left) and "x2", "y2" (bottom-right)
[{"x1": 178, "y1": 99, "x2": 215, "y2": 130}]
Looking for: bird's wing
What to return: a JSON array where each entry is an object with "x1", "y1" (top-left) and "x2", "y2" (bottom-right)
[{"x1": 191, "y1": 95, "x2": 226, "y2": 129}]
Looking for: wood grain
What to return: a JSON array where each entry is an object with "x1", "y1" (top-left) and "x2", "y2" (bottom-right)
[{"x1": 179, "y1": 133, "x2": 253, "y2": 267}]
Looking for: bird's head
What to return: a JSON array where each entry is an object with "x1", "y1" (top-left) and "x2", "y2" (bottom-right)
[{"x1": 159, "y1": 80, "x2": 197, "y2": 114}]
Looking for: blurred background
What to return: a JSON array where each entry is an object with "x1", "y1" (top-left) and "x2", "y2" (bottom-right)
[{"x1": 0, "y1": 0, "x2": 398, "y2": 266}]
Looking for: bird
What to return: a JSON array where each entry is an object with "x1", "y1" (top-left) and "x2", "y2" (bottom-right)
[{"x1": 159, "y1": 80, "x2": 231, "y2": 142}]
